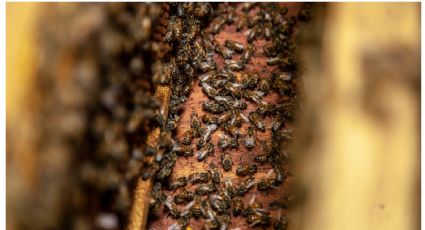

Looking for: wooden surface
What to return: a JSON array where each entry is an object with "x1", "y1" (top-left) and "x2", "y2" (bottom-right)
[{"x1": 148, "y1": 3, "x2": 303, "y2": 230}]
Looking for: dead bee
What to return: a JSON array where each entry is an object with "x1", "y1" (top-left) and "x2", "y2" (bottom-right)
[
  {"x1": 225, "y1": 39, "x2": 244, "y2": 53},
  {"x1": 236, "y1": 14, "x2": 247, "y2": 32},
  {"x1": 248, "y1": 111, "x2": 265, "y2": 132},
  {"x1": 181, "y1": 129, "x2": 196, "y2": 145},
  {"x1": 190, "y1": 111, "x2": 201, "y2": 131},
  {"x1": 224, "y1": 59, "x2": 244, "y2": 71},
  {"x1": 202, "y1": 101, "x2": 225, "y2": 114},
  {"x1": 197, "y1": 124, "x2": 218, "y2": 148},
  {"x1": 244, "y1": 126, "x2": 256, "y2": 148},
  {"x1": 236, "y1": 164, "x2": 257, "y2": 177},
  {"x1": 220, "y1": 152, "x2": 233, "y2": 172},
  {"x1": 202, "y1": 114, "x2": 220, "y2": 125},
  {"x1": 195, "y1": 183, "x2": 217, "y2": 195},
  {"x1": 240, "y1": 44, "x2": 255, "y2": 64},
  {"x1": 174, "y1": 189, "x2": 195, "y2": 204},
  {"x1": 188, "y1": 172, "x2": 211, "y2": 184},
  {"x1": 218, "y1": 134, "x2": 239, "y2": 150},
  {"x1": 197, "y1": 143, "x2": 214, "y2": 161},
  {"x1": 236, "y1": 177, "x2": 256, "y2": 196},
  {"x1": 208, "y1": 163, "x2": 222, "y2": 184},
  {"x1": 164, "y1": 195, "x2": 181, "y2": 219},
  {"x1": 212, "y1": 16, "x2": 226, "y2": 34},
  {"x1": 232, "y1": 197, "x2": 244, "y2": 216},
  {"x1": 166, "y1": 176, "x2": 187, "y2": 190},
  {"x1": 242, "y1": 89, "x2": 265, "y2": 105}
]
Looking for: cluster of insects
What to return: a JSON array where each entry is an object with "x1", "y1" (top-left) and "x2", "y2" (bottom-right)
[{"x1": 148, "y1": 3, "x2": 309, "y2": 230}]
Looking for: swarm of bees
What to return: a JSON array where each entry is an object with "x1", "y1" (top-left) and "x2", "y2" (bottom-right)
[{"x1": 147, "y1": 2, "x2": 309, "y2": 230}]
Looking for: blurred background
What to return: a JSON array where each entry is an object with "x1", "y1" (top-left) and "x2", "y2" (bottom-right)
[{"x1": 7, "y1": 2, "x2": 420, "y2": 230}]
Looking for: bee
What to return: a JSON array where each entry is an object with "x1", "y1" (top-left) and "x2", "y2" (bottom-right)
[
  {"x1": 236, "y1": 177, "x2": 256, "y2": 196},
  {"x1": 236, "y1": 14, "x2": 247, "y2": 31},
  {"x1": 198, "y1": 60, "x2": 217, "y2": 73},
  {"x1": 156, "y1": 154, "x2": 177, "y2": 180},
  {"x1": 230, "y1": 110, "x2": 247, "y2": 127},
  {"x1": 172, "y1": 17, "x2": 183, "y2": 41},
  {"x1": 220, "y1": 152, "x2": 233, "y2": 172},
  {"x1": 229, "y1": 100, "x2": 248, "y2": 110},
  {"x1": 188, "y1": 172, "x2": 211, "y2": 184},
  {"x1": 168, "y1": 215, "x2": 190, "y2": 230},
  {"x1": 141, "y1": 162, "x2": 159, "y2": 180},
  {"x1": 225, "y1": 39, "x2": 244, "y2": 53},
  {"x1": 242, "y1": 89, "x2": 265, "y2": 105},
  {"x1": 232, "y1": 197, "x2": 244, "y2": 216},
  {"x1": 223, "y1": 123, "x2": 243, "y2": 137},
  {"x1": 202, "y1": 101, "x2": 225, "y2": 114},
  {"x1": 198, "y1": 124, "x2": 218, "y2": 148},
  {"x1": 224, "y1": 59, "x2": 244, "y2": 71},
  {"x1": 246, "y1": 212, "x2": 271, "y2": 227},
  {"x1": 263, "y1": 43, "x2": 277, "y2": 57},
  {"x1": 208, "y1": 163, "x2": 222, "y2": 184},
  {"x1": 225, "y1": 9, "x2": 236, "y2": 25},
  {"x1": 247, "y1": 26, "x2": 260, "y2": 43},
  {"x1": 166, "y1": 115, "x2": 180, "y2": 131},
  {"x1": 218, "y1": 213, "x2": 231, "y2": 229},
  {"x1": 202, "y1": 218, "x2": 220, "y2": 230},
  {"x1": 181, "y1": 129, "x2": 196, "y2": 145},
  {"x1": 217, "y1": 110, "x2": 234, "y2": 124},
  {"x1": 212, "y1": 16, "x2": 226, "y2": 34},
  {"x1": 273, "y1": 164, "x2": 286, "y2": 186},
  {"x1": 244, "y1": 126, "x2": 256, "y2": 149},
  {"x1": 267, "y1": 57, "x2": 281, "y2": 66},
  {"x1": 197, "y1": 143, "x2": 214, "y2": 161},
  {"x1": 224, "y1": 82, "x2": 243, "y2": 98},
  {"x1": 258, "y1": 78, "x2": 270, "y2": 95},
  {"x1": 186, "y1": 20, "x2": 200, "y2": 41},
  {"x1": 174, "y1": 189, "x2": 195, "y2": 204},
  {"x1": 273, "y1": 216, "x2": 289, "y2": 230},
  {"x1": 224, "y1": 177, "x2": 237, "y2": 198},
  {"x1": 164, "y1": 195, "x2": 181, "y2": 219},
  {"x1": 242, "y1": 2, "x2": 256, "y2": 12},
  {"x1": 236, "y1": 164, "x2": 257, "y2": 177},
  {"x1": 214, "y1": 44, "x2": 234, "y2": 59},
  {"x1": 201, "y1": 82, "x2": 218, "y2": 98},
  {"x1": 188, "y1": 196, "x2": 203, "y2": 218},
  {"x1": 248, "y1": 111, "x2": 265, "y2": 132},
  {"x1": 240, "y1": 44, "x2": 255, "y2": 64},
  {"x1": 241, "y1": 72, "x2": 259, "y2": 89},
  {"x1": 256, "y1": 104, "x2": 276, "y2": 116},
  {"x1": 152, "y1": 61, "x2": 172, "y2": 84},
  {"x1": 202, "y1": 114, "x2": 220, "y2": 124},
  {"x1": 166, "y1": 176, "x2": 187, "y2": 190},
  {"x1": 271, "y1": 115, "x2": 284, "y2": 132},
  {"x1": 264, "y1": 22, "x2": 272, "y2": 40},
  {"x1": 218, "y1": 134, "x2": 239, "y2": 150},
  {"x1": 254, "y1": 154, "x2": 269, "y2": 164},
  {"x1": 195, "y1": 183, "x2": 217, "y2": 195},
  {"x1": 257, "y1": 178, "x2": 276, "y2": 192},
  {"x1": 190, "y1": 112, "x2": 201, "y2": 131},
  {"x1": 194, "y1": 3, "x2": 210, "y2": 17},
  {"x1": 208, "y1": 195, "x2": 228, "y2": 213}
]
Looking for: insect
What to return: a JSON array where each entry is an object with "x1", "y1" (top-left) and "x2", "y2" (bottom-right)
[
  {"x1": 258, "y1": 78, "x2": 270, "y2": 95},
  {"x1": 166, "y1": 176, "x2": 187, "y2": 190},
  {"x1": 273, "y1": 214, "x2": 289, "y2": 230},
  {"x1": 202, "y1": 114, "x2": 220, "y2": 125},
  {"x1": 224, "y1": 59, "x2": 245, "y2": 71},
  {"x1": 172, "y1": 143, "x2": 193, "y2": 157},
  {"x1": 188, "y1": 172, "x2": 211, "y2": 184},
  {"x1": 164, "y1": 195, "x2": 181, "y2": 219},
  {"x1": 208, "y1": 163, "x2": 222, "y2": 184},
  {"x1": 224, "y1": 82, "x2": 243, "y2": 98},
  {"x1": 198, "y1": 60, "x2": 217, "y2": 73},
  {"x1": 240, "y1": 44, "x2": 255, "y2": 64},
  {"x1": 218, "y1": 134, "x2": 239, "y2": 150},
  {"x1": 220, "y1": 152, "x2": 233, "y2": 172},
  {"x1": 195, "y1": 183, "x2": 217, "y2": 195},
  {"x1": 246, "y1": 212, "x2": 271, "y2": 227},
  {"x1": 263, "y1": 43, "x2": 278, "y2": 57},
  {"x1": 197, "y1": 143, "x2": 214, "y2": 161},
  {"x1": 232, "y1": 197, "x2": 244, "y2": 216},
  {"x1": 197, "y1": 124, "x2": 217, "y2": 148},
  {"x1": 248, "y1": 111, "x2": 266, "y2": 132},
  {"x1": 214, "y1": 44, "x2": 235, "y2": 59},
  {"x1": 208, "y1": 195, "x2": 228, "y2": 214},
  {"x1": 236, "y1": 177, "x2": 256, "y2": 196},
  {"x1": 223, "y1": 123, "x2": 243, "y2": 138},
  {"x1": 218, "y1": 213, "x2": 231, "y2": 229},
  {"x1": 174, "y1": 189, "x2": 195, "y2": 204},
  {"x1": 202, "y1": 101, "x2": 226, "y2": 114},
  {"x1": 188, "y1": 196, "x2": 203, "y2": 218},
  {"x1": 256, "y1": 103, "x2": 276, "y2": 116},
  {"x1": 236, "y1": 14, "x2": 247, "y2": 32},
  {"x1": 257, "y1": 177, "x2": 276, "y2": 192},
  {"x1": 241, "y1": 72, "x2": 259, "y2": 89},
  {"x1": 236, "y1": 164, "x2": 257, "y2": 177},
  {"x1": 212, "y1": 16, "x2": 226, "y2": 34},
  {"x1": 225, "y1": 39, "x2": 244, "y2": 53},
  {"x1": 190, "y1": 112, "x2": 201, "y2": 131},
  {"x1": 242, "y1": 89, "x2": 265, "y2": 105},
  {"x1": 194, "y1": 3, "x2": 210, "y2": 18},
  {"x1": 156, "y1": 153, "x2": 176, "y2": 180},
  {"x1": 201, "y1": 82, "x2": 218, "y2": 98},
  {"x1": 271, "y1": 115, "x2": 284, "y2": 132},
  {"x1": 181, "y1": 129, "x2": 196, "y2": 145},
  {"x1": 247, "y1": 26, "x2": 260, "y2": 43},
  {"x1": 244, "y1": 126, "x2": 256, "y2": 149}
]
